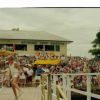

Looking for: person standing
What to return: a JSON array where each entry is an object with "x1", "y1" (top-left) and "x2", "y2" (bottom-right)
[
  {"x1": 35, "y1": 65, "x2": 44, "y2": 87},
  {"x1": 8, "y1": 56, "x2": 23, "y2": 100},
  {"x1": 26, "y1": 64, "x2": 33, "y2": 86}
]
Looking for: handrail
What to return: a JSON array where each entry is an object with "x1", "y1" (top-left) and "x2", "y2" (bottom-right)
[
  {"x1": 40, "y1": 73, "x2": 100, "y2": 100},
  {"x1": 50, "y1": 73, "x2": 100, "y2": 76},
  {"x1": 50, "y1": 73, "x2": 100, "y2": 100},
  {"x1": 56, "y1": 85, "x2": 67, "y2": 100}
]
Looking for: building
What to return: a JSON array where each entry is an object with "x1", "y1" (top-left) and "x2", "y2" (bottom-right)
[{"x1": 0, "y1": 30, "x2": 73, "y2": 56}]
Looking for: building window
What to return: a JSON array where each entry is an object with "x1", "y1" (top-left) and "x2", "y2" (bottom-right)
[
  {"x1": 0, "y1": 44, "x2": 14, "y2": 51},
  {"x1": 6, "y1": 44, "x2": 13, "y2": 51},
  {"x1": 55, "y1": 45, "x2": 60, "y2": 51},
  {"x1": 15, "y1": 44, "x2": 27, "y2": 51},
  {"x1": 45, "y1": 45, "x2": 54, "y2": 51},
  {"x1": 34, "y1": 45, "x2": 43, "y2": 51},
  {"x1": 6, "y1": 44, "x2": 13, "y2": 46},
  {"x1": 0, "y1": 44, "x2": 4, "y2": 49}
]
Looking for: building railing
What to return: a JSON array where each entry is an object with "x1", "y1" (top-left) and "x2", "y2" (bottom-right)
[
  {"x1": 40, "y1": 73, "x2": 100, "y2": 100},
  {"x1": 56, "y1": 85, "x2": 68, "y2": 100},
  {"x1": 51, "y1": 73, "x2": 100, "y2": 100},
  {"x1": 0, "y1": 73, "x2": 4, "y2": 92},
  {"x1": 40, "y1": 74, "x2": 68, "y2": 100}
]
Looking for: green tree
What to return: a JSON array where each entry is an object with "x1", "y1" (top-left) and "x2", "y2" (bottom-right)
[
  {"x1": 11, "y1": 27, "x2": 20, "y2": 31},
  {"x1": 89, "y1": 31, "x2": 100, "y2": 56}
]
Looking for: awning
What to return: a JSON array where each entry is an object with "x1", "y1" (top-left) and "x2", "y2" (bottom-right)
[{"x1": 34, "y1": 59, "x2": 61, "y2": 65}]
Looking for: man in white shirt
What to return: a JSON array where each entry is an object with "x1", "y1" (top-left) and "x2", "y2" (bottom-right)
[{"x1": 26, "y1": 64, "x2": 33, "y2": 86}]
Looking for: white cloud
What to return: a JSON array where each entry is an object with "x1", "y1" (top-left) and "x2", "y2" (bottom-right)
[{"x1": 0, "y1": 8, "x2": 100, "y2": 57}]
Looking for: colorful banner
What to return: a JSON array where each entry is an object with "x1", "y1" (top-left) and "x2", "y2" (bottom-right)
[{"x1": 34, "y1": 59, "x2": 61, "y2": 65}]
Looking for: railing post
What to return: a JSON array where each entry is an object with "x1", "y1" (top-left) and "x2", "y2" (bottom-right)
[
  {"x1": 53, "y1": 75, "x2": 57, "y2": 94},
  {"x1": 41, "y1": 75, "x2": 43, "y2": 100},
  {"x1": 62, "y1": 74, "x2": 67, "y2": 96},
  {"x1": 47, "y1": 74, "x2": 52, "y2": 100},
  {"x1": 87, "y1": 75, "x2": 91, "y2": 100},
  {"x1": 41, "y1": 75, "x2": 45, "y2": 100},
  {"x1": 66, "y1": 75, "x2": 71, "y2": 100},
  {"x1": 0, "y1": 74, "x2": 4, "y2": 91},
  {"x1": 56, "y1": 87, "x2": 60, "y2": 100}
]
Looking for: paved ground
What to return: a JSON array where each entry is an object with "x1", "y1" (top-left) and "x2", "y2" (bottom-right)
[{"x1": 0, "y1": 87, "x2": 41, "y2": 100}]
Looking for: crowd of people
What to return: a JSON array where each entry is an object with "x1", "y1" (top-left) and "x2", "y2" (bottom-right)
[
  {"x1": 48, "y1": 56, "x2": 100, "y2": 91},
  {"x1": 0, "y1": 51, "x2": 100, "y2": 97}
]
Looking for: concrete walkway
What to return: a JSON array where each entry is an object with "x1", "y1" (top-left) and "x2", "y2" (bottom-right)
[{"x1": 0, "y1": 87, "x2": 41, "y2": 100}]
